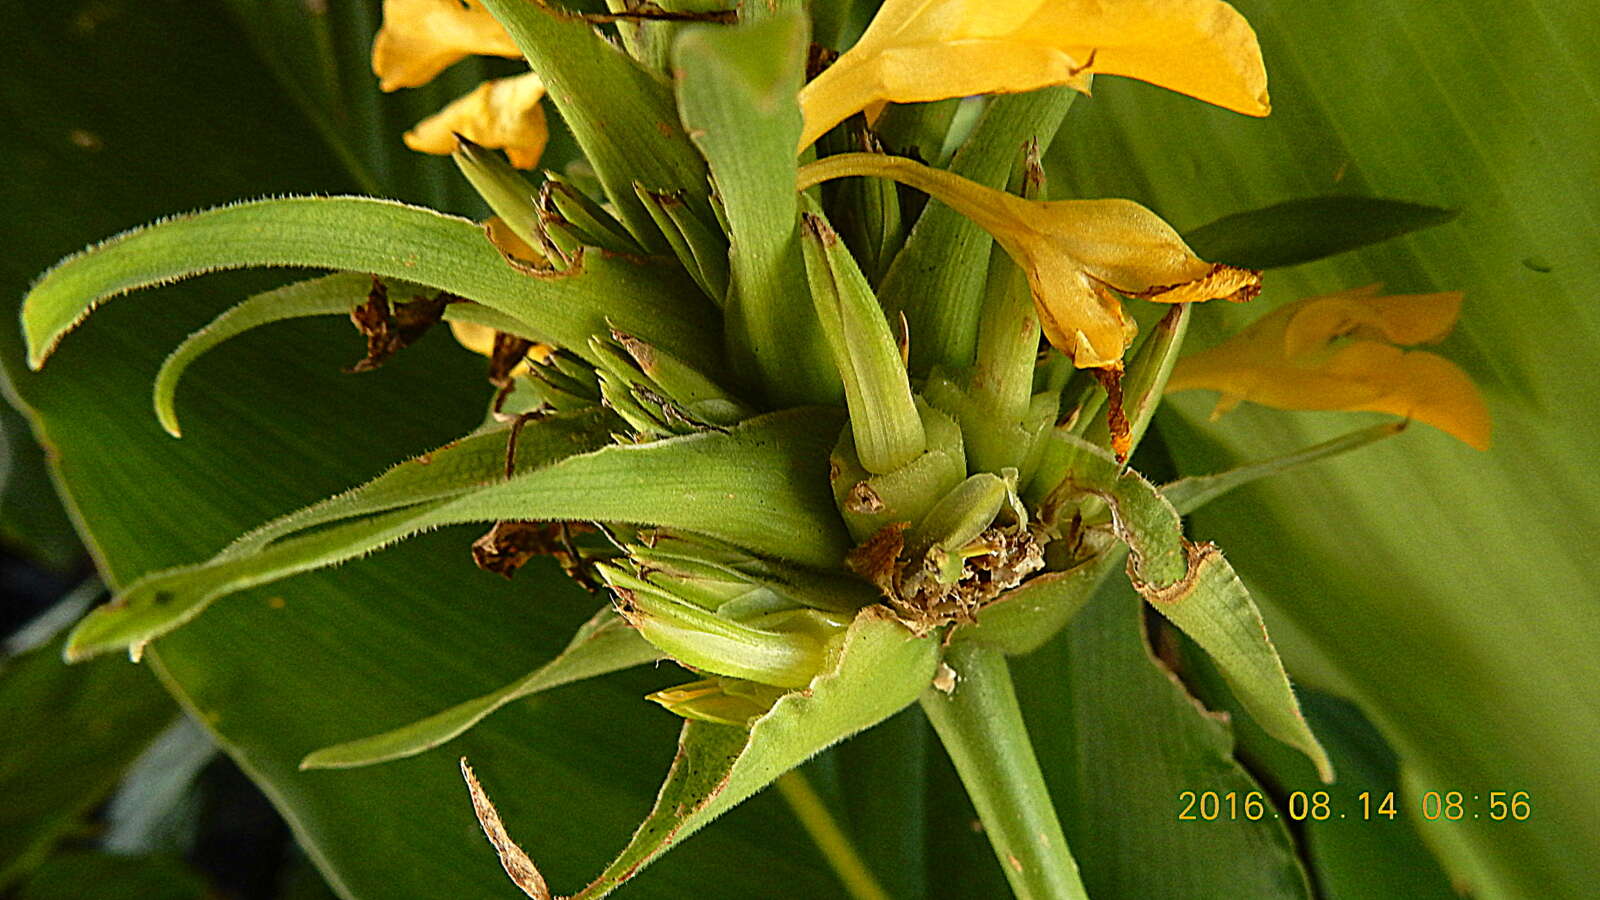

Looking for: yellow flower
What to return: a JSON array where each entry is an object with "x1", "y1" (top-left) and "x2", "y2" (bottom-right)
[
  {"x1": 372, "y1": 0, "x2": 521, "y2": 91},
  {"x1": 799, "y1": 0, "x2": 1269, "y2": 149},
  {"x1": 797, "y1": 153, "x2": 1260, "y2": 368},
  {"x1": 1165, "y1": 285, "x2": 1491, "y2": 450},
  {"x1": 402, "y1": 72, "x2": 548, "y2": 168},
  {"x1": 372, "y1": 1, "x2": 547, "y2": 169}
]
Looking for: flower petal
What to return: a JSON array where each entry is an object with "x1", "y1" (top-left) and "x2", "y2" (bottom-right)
[
  {"x1": 1009, "y1": 198, "x2": 1260, "y2": 366},
  {"x1": 1166, "y1": 288, "x2": 1490, "y2": 449},
  {"x1": 1023, "y1": 0, "x2": 1271, "y2": 116},
  {"x1": 372, "y1": 0, "x2": 522, "y2": 92},
  {"x1": 404, "y1": 72, "x2": 548, "y2": 169},
  {"x1": 798, "y1": 0, "x2": 1267, "y2": 148}
]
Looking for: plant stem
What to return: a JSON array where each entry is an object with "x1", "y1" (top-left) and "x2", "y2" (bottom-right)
[
  {"x1": 775, "y1": 770, "x2": 891, "y2": 900},
  {"x1": 920, "y1": 643, "x2": 1088, "y2": 900}
]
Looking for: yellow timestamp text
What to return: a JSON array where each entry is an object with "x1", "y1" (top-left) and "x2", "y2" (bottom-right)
[{"x1": 1177, "y1": 790, "x2": 1532, "y2": 822}]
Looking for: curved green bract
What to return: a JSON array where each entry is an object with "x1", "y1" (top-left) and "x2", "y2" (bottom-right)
[
  {"x1": 301, "y1": 607, "x2": 660, "y2": 770},
  {"x1": 521, "y1": 610, "x2": 940, "y2": 900},
  {"x1": 154, "y1": 271, "x2": 552, "y2": 436},
  {"x1": 66, "y1": 409, "x2": 852, "y2": 660},
  {"x1": 1044, "y1": 434, "x2": 1333, "y2": 781},
  {"x1": 22, "y1": 196, "x2": 718, "y2": 373}
]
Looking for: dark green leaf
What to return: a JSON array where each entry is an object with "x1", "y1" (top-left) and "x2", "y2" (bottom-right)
[
  {"x1": 154, "y1": 272, "x2": 547, "y2": 437},
  {"x1": 17, "y1": 852, "x2": 208, "y2": 900},
  {"x1": 1182, "y1": 196, "x2": 1458, "y2": 270},
  {"x1": 1013, "y1": 581, "x2": 1312, "y2": 898}
]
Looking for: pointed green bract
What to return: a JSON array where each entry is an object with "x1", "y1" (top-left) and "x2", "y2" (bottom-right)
[
  {"x1": 21, "y1": 196, "x2": 719, "y2": 373},
  {"x1": 153, "y1": 273, "x2": 545, "y2": 437},
  {"x1": 66, "y1": 410, "x2": 851, "y2": 659},
  {"x1": 504, "y1": 609, "x2": 939, "y2": 900},
  {"x1": 673, "y1": 11, "x2": 840, "y2": 406},
  {"x1": 1041, "y1": 434, "x2": 1332, "y2": 781},
  {"x1": 475, "y1": 0, "x2": 714, "y2": 250},
  {"x1": 301, "y1": 607, "x2": 659, "y2": 770},
  {"x1": 799, "y1": 200, "x2": 924, "y2": 474},
  {"x1": 1181, "y1": 196, "x2": 1458, "y2": 270},
  {"x1": 218, "y1": 409, "x2": 616, "y2": 560}
]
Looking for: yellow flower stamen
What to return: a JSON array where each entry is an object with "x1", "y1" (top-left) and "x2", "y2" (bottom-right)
[
  {"x1": 798, "y1": 0, "x2": 1270, "y2": 149},
  {"x1": 403, "y1": 72, "x2": 549, "y2": 169},
  {"x1": 1165, "y1": 285, "x2": 1491, "y2": 450},
  {"x1": 797, "y1": 153, "x2": 1260, "y2": 368},
  {"x1": 372, "y1": 0, "x2": 522, "y2": 92}
]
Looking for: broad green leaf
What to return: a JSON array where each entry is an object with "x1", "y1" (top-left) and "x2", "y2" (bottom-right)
[
  {"x1": 826, "y1": 707, "x2": 930, "y2": 900},
  {"x1": 22, "y1": 196, "x2": 718, "y2": 374},
  {"x1": 1182, "y1": 196, "x2": 1459, "y2": 270},
  {"x1": 1012, "y1": 580, "x2": 1312, "y2": 899},
  {"x1": 0, "y1": 629, "x2": 176, "y2": 888},
  {"x1": 302, "y1": 606, "x2": 660, "y2": 769},
  {"x1": 0, "y1": 399, "x2": 80, "y2": 570},
  {"x1": 68, "y1": 409, "x2": 850, "y2": 659},
  {"x1": 1045, "y1": 434, "x2": 1332, "y2": 780},
  {"x1": 1177, "y1": 639, "x2": 1459, "y2": 900},
  {"x1": 878, "y1": 88, "x2": 1074, "y2": 374},
  {"x1": 0, "y1": 2, "x2": 839, "y2": 895},
  {"x1": 674, "y1": 12, "x2": 839, "y2": 406},
  {"x1": 1051, "y1": 2, "x2": 1600, "y2": 893},
  {"x1": 476, "y1": 0, "x2": 714, "y2": 248},
  {"x1": 480, "y1": 609, "x2": 939, "y2": 899},
  {"x1": 154, "y1": 272, "x2": 545, "y2": 436},
  {"x1": 1161, "y1": 420, "x2": 1403, "y2": 515}
]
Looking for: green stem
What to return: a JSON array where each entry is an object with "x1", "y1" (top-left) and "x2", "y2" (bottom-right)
[
  {"x1": 775, "y1": 770, "x2": 892, "y2": 900},
  {"x1": 920, "y1": 643, "x2": 1088, "y2": 900}
]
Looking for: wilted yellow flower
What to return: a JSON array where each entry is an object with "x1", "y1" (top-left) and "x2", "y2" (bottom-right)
[
  {"x1": 372, "y1": 0, "x2": 521, "y2": 91},
  {"x1": 403, "y1": 72, "x2": 548, "y2": 168},
  {"x1": 797, "y1": 153, "x2": 1260, "y2": 368},
  {"x1": 1165, "y1": 285, "x2": 1491, "y2": 450},
  {"x1": 799, "y1": 0, "x2": 1270, "y2": 149}
]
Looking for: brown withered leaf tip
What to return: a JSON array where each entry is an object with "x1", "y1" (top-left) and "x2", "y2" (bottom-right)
[
  {"x1": 1090, "y1": 363, "x2": 1132, "y2": 463},
  {"x1": 471, "y1": 521, "x2": 559, "y2": 580},
  {"x1": 460, "y1": 758, "x2": 551, "y2": 900},
  {"x1": 472, "y1": 519, "x2": 599, "y2": 586},
  {"x1": 345, "y1": 277, "x2": 457, "y2": 373}
]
